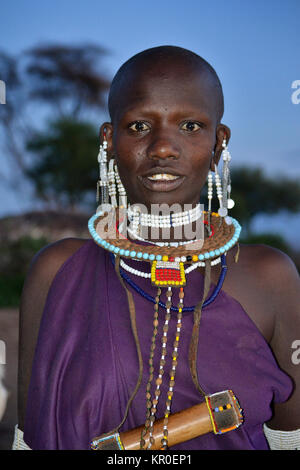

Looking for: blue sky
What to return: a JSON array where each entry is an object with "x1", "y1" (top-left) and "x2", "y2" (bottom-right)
[{"x1": 0, "y1": 0, "x2": 300, "y2": 246}]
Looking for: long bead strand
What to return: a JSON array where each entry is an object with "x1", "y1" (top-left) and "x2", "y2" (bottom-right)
[
  {"x1": 161, "y1": 288, "x2": 184, "y2": 449},
  {"x1": 140, "y1": 287, "x2": 161, "y2": 449},
  {"x1": 147, "y1": 287, "x2": 173, "y2": 449}
]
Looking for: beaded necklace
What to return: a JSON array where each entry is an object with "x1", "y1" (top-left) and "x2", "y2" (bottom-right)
[
  {"x1": 118, "y1": 254, "x2": 222, "y2": 279},
  {"x1": 88, "y1": 208, "x2": 241, "y2": 449},
  {"x1": 109, "y1": 252, "x2": 227, "y2": 312},
  {"x1": 128, "y1": 203, "x2": 202, "y2": 229}
]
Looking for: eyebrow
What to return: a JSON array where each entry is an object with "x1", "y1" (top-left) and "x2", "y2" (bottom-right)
[{"x1": 120, "y1": 105, "x2": 213, "y2": 123}]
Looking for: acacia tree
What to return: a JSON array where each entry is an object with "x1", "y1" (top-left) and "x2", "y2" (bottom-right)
[
  {"x1": 0, "y1": 42, "x2": 110, "y2": 210},
  {"x1": 26, "y1": 118, "x2": 99, "y2": 210},
  {"x1": 24, "y1": 43, "x2": 110, "y2": 118}
]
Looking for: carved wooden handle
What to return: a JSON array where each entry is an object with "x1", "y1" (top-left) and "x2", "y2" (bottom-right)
[
  {"x1": 90, "y1": 390, "x2": 243, "y2": 450},
  {"x1": 121, "y1": 401, "x2": 212, "y2": 450}
]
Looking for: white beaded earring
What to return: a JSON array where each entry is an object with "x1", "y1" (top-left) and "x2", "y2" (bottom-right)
[
  {"x1": 207, "y1": 171, "x2": 213, "y2": 213},
  {"x1": 208, "y1": 139, "x2": 235, "y2": 223},
  {"x1": 214, "y1": 163, "x2": 227, "y2": 217},
  {"x1": 96, "y1": 134, "x2": 109, "y2": 205},
  {"x1": 96, "y1": 129, "x2": 128, "y2": 210},
  {"x1": 114, "y1": 164, "x2": 127, "y2": 208},
  {"x1": 221, "y1": 138, "x2": 235, "y2": 212},
  {"x1": 108, "y1": 159, "x2": 117, "y2": 208},
  {"x1": 206, "y1": 170, "x2": 214, "y2": 235}
]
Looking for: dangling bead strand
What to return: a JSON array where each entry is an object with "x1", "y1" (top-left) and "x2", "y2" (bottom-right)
[
  {"x1": 207, "y1": 171, "x2": 213, "y2": 235},
  {"x1": 97, "y1": 134, "x2": 109, "y2": 205},
  {"x1": 161, "y1": 288, "x2": 184, "y2": 450},
  {"x1": 147, "y1": 287, "x2": 173, "y2": 449},
  {"x1": 207, "y1": 171, "x2": 213, "y2": 212},
  {"x1": 221, "y1": 139, "x2": 235, "y2": 222},
  {"x1": 215, "y1": 164, "x2": 227, "y2": 217},
  {"x1": 140, "y1": 287, "x2": 161, "y2": 449},
  {"x1": 108, "y1": 159, "x2": 117, "y2": 208},
  {"x1": 114, "y1": 165, "x2": 127, "y2": 208}
]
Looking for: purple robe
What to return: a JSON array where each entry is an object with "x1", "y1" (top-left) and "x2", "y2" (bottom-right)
[{"x1": 24, "y1": 240, "x2": 293, "y2": 449}]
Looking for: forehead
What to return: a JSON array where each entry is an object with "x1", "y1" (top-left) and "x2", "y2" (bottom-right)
[{"x1": 112, "y1": 59, "x2": 221, "y2": 122}]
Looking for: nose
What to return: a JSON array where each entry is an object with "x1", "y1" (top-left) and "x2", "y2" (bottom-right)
[{"x1": 147, "y1": 132, "x2": 180, "y2": 161}]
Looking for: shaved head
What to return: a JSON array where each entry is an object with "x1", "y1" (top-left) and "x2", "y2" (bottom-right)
[{"x1": 108, "y1": 45, "x2": 224, "y2": 124}]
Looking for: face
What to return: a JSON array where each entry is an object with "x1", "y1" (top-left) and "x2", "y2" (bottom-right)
[{"x1": 103, "y1": 63, "x2": 229, "y2": 210}]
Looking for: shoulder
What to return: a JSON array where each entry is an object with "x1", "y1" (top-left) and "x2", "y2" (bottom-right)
[
  {"x1": 230, "y1": 242, "x2": 299, "y2": 294},
  {"x1": 20, "y1": 236, "x2": 89, "y2": 332},
  {"x1": 28, "y1": 237, "x2": 89, "y2": 277},
  {"x1": 18, "y1": 237, "x2": 89, "y2": 430},
  {"x1": 223, "y1": 243, "x2": 300, "y2": 343},
  {"x1": 232, "y1": 241, "x2": 296, "y2": 270}
]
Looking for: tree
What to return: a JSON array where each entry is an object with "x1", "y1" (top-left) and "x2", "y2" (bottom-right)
[
  {"x1": 229, "y1": 167, "x2": 300, "y2": 234},
  {"x1": 26, "y1": 118, "x2": 99, "y2": 210},
  {"x1": 201, "y1": 166, "x2": 300, "y2": 236},
  {"x1": 24, "y1": 43, "x2": 110, "y2": 118},
  {"x1": 0, "y1": 42, "x2": 110, "y2": 195}
]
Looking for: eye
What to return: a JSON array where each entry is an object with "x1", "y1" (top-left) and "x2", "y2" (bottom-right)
[
  {"x1": 128, "y1": 121, "x2": 150, "y2": 132},
  {"x1": 181, "y1": 121, "x2": 201, "y2": 132}
]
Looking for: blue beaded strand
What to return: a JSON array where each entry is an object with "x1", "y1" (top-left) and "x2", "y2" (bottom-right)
[{"x1": 109, "y1": 253, "x2": 227, "y2": 312}]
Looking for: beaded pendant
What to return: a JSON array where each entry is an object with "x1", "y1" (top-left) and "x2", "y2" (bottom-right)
[{"x1": 151, "y1": 260, "x2": 186, "y2": 287}]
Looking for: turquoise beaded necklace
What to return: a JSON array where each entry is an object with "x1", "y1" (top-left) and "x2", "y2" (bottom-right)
[{"x1": 88, "y1": 212, "x2": 241, "y2": 263}]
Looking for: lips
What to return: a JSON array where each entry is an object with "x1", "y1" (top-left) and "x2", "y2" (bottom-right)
[{"x1": 138, "y1": 171, "x2": 185, "y2": 192}]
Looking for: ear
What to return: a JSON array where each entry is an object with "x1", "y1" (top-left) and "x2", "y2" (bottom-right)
[
  {"x1": 210, "y1": 124, "x2": 231, "y2": 171},
  {"x1": 99, "y1": 122, "x2": 114, "y2": 157}
]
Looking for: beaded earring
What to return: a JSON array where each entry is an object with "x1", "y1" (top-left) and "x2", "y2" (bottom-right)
[
  {"x1": 108, "y1": 159, "x2": 117, "y2": 208},
  {"x1": 114, "y1": 164, "x2": 127, "y2": 208},
  {"x1": 96, "y1": 129, "x2": 128, "y2": 209},
  {"x1": 96, "y1": 132, "x2": 109, "y2": 206},
  {"x1": 207, "y1": 139, "x2": 235, "y2": 224},
  {"x1": 221, "y1": 139, "x2": 235, "y2": 213}
]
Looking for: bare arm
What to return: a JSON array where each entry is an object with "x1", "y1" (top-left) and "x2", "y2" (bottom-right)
[{"x1": 265, "y1": 250, "x2": 300, "y2": 430}]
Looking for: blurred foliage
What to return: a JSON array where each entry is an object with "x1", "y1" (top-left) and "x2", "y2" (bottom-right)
[
  {"x1": 240, "y1": 232, "x2": 291, "y2": 253},
  {"x1": 0, "y1": 42, "x2": 109, "y2": 189},
  {"x1": 0, "y1": 236, "x2": 48, "y2": 307},
  {"x1": 24, "y1": 43, "x2": 110, "y2": 117},
  {"x1": 26, "y1": 118, "x2": 99, "y2": 208},
  {"x1": 229, "y1": 167, "x2": 300, "y2": 233},
  {"x1": 0, "y1": 275, "x2": 25, "y2": 308},
  {"x1": 201, "y1": 166, "x2": 300, "y2": 235}
]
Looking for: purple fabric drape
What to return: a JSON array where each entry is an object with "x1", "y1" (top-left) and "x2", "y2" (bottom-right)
[{"x1": 24, "y1": 240, "x2": 293, "y2": 449}]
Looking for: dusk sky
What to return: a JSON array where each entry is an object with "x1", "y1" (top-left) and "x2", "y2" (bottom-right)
[{"x1": 0, "y1": 0, "x2": 299, "y2": 246}]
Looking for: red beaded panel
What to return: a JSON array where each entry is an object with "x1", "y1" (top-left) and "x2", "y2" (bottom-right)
[
  {"x1": 156, "y1": 269, "x2": 181, "y2": 282},
  {"x1": 151, "y1": 261, "x2": 186, "y2": 287}
]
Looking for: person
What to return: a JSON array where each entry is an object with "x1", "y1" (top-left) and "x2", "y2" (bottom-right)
[{"x1": 14, "y1": 46, "x2": 300, "y2": 450}]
